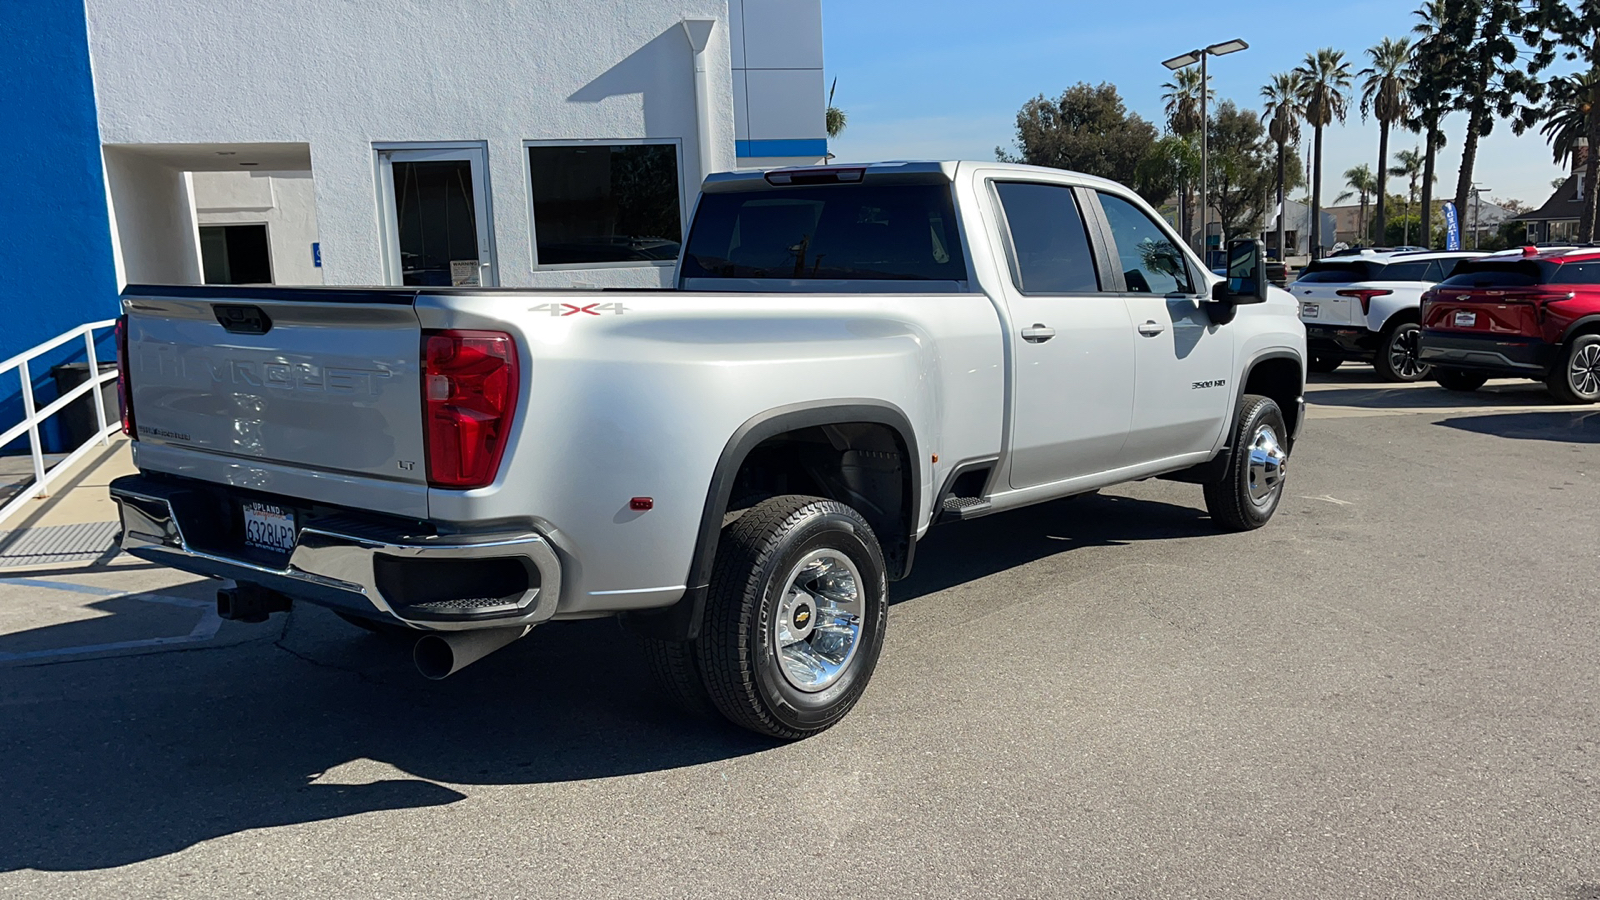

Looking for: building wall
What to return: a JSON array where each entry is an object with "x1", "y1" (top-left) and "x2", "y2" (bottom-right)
[
  {"x1": 85, "y1": 0, "x2": 741, "y2": 288},
  {"x1": 0, "y1": 0, "x2": 120, "y2": 363},
  {"x1": 102, "y1": 149, "x2": 204, "y2": 285},
  {"x1": 193, "y1": 171, "x2": 324, "y2": 285},
  {"x1": 730, "y1": 0, "x2": 828, "y2": 167}
]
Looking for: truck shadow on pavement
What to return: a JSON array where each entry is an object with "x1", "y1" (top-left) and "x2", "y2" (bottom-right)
[{"x1": 0, "y1": 490, "x2": 1213, "y2": 873}]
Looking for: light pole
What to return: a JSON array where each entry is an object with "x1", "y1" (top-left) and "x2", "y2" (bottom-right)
[
  {"x1": 1469, "y1": 184, "x2": 1489, "y2": 250},
  {"x1": 1163, "y1": 38, "x2": 1248, "y2": 264}
]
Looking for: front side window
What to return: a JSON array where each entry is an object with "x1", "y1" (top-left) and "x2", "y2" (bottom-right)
[
  {"x1": 528, "y1": 144, "x2": 682, "y2": 265},
  {"x1": 992, "y1": 182, "x2": 1099, "y2": 294},
  {"x1": 1097, "y1": 192, "x2": 1195, "y2": 294},
  {"x1": 680, "y1": 183, "x2": 966, "y2": 281},
  {"x1": 1380, "y1": 261, "x2": 1431, "y2": 282}
]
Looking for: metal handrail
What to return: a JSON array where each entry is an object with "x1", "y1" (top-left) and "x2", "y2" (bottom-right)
[{"x1": 0, "y1": 319, "x2": 120, "y2": 528}]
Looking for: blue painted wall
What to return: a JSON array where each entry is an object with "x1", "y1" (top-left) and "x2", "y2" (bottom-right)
[{"x1": 1, "y1": 1, "x2": 121, "y2": 451}]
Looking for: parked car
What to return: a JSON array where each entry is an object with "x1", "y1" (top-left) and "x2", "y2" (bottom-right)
[
  {"x1": 1418, "y1": 246, "x2": 1600, "y2": 403},
  {"x1": 1292, "y1": 249, "x2": 1483, "y2": 381},
  {"x1": 110, "y1": 161, "x2": 1306, "y2": 740}
]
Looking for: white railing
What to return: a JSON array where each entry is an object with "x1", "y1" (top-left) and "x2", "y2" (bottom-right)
[{"x1": 0, "y1": 320, "x2": 120, "y2": 528}]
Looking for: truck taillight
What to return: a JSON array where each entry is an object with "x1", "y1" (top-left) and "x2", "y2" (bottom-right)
[
  {"x1": 115, "y1": 315, "x2": 135, "y2": 437},
  {"x1": 422, "y1": 330, "x2": 518, "y2": 489},
  {"x1": 1335, "y1": 288, "x2": 1392, "y2": 316}
]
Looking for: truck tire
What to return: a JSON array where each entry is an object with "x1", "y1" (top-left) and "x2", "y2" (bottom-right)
[
  {"x1": 697, "y1": 495, "x2": 888, "y2": 740},
  {"x1": 1374, "y1": 320, "x2": 1431, "y2": 382},
  {"x1": 1203, "y1": 395, "x2": 1289, "y2": 532},
  {"x1": 1434, "y1": 367, "x2": 1489, "y2": 392},
  {"x1": 1546, "y1": 334, "x2": 1600, "y2": 404},
  {"x1": 1308, "y1": 354, "x2": 1341, "y2": 374},
  {"x1": 641, "y1": 637, "x2": 718, "y2": 719}
]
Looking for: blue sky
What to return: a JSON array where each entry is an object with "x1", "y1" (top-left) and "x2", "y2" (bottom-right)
[{"x1": 820, "y1": 0, "x2": 1570, "y2": 209}]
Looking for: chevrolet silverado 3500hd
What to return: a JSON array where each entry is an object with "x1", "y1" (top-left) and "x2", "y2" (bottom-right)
[{"x1": 111, "y1": 161, "x2": 1306, "y2": 738}]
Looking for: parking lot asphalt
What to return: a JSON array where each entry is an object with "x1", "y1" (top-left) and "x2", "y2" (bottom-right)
[{"x1": 1, "y1": 371, "x2": 1596, "y2": 899}]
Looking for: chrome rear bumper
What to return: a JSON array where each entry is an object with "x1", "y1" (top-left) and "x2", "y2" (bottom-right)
[{"x1": 110, "y1": 475, "x2": 561, "y2": 632}]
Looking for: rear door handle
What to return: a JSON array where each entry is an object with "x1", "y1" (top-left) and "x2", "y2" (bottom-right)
[
  {"x1": 1137, "y1": 320, "x2": 1165, "y2": 337},
  {"x1": 1021, "y1": 324, "x2": 1056, "y2": 344}
]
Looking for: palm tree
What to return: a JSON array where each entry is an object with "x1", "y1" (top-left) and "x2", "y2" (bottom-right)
[
  {"x1": 1409, "y1": 0, "x2": 1461, "y2": 248},
  {"x1": 1262, "y1": 71, "x2": 1303, "y2": 259},
  {"x1": 1162, "y1": 67, "x2": 1210, "y2": 247},
  {"x1": 1539, "y1": 71, "x2": 1597, "y2": 168},
  {"x1": 826, "y1": 78, "x2": 848, "y2": 139},
  {"x1": 1359, "y1": 37, "x2": 1413, "y2": 246},
  {"x1": 1162, "y1": 67, "x2": 1210, "y2": 138},
  {"x1": 1335, "y1": 165, "x2": 1379, "y2": 245},
  {"x1": 1389, "y1": 147, "x2": 1429, "y2": 244},
  {"x1": 1295, "y1": 48, "x2": 1354, "y2": 258}
]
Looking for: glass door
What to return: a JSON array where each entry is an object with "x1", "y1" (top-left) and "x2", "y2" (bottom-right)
[{"x1": 377, "y1": 146, "x2": 496, "y2": 287}]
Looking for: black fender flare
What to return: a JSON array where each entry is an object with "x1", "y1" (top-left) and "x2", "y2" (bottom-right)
[
  {"x1": 1168, "y1": 350, "x2": 1305, "y2": 485},
  {"x1": 623, "y1": 399, "x2": 921, "y2": 642}
]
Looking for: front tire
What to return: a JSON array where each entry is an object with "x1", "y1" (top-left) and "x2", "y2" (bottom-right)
[
  {"x1": 1546, "y1": 334, "x2": 1600, "y2": 404},
  {"x1": 697, "y1": 495, "x2": 888, "y2": 740},
  {"x1": 1435, "y1": 367, "x2": 1489, "y2": 392},
  {"x1": 1375, "y1": 320, "x2": 1431, "y2": 382},
  {"x1": 1203, "y1": 395, "x2": 1290, "y2": 532}
]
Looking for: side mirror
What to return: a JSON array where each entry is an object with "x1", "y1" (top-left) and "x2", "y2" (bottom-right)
[{"x1": 1211, "y1": 238, "x2": 1270, "y2": 305}]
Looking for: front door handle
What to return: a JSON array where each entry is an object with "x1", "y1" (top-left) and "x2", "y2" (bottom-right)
[
  {"x1": 1137, "y1": 320, "x2": 1166, "y2": 337},
  {"x1": 1021, "y1": 324, "x2": 1056, "y2": 344}
]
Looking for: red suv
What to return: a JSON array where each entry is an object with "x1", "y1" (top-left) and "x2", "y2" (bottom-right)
[{"x1": 1418, "y1": 247, "x2": 1600, "y2": 403}]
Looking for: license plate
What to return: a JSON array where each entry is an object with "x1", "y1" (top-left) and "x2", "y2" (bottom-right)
[
  {"x1": 1454, "y1": 311, "x2": 1478, "y2": 328},
  {"x1": 242, "y1": 502, "x2": 296, "y2": 554},
  {"x1": 1301, "y1": 303, "x2": 1319, "y2": 319}
]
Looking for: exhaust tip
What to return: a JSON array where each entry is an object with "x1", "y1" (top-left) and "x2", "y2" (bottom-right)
[{"x1": 413, "y1": 634, "x2": 456, "y2": 680}]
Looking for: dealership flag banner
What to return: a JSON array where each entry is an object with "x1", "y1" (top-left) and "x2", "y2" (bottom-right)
[{"x1": 1443, "y1": 202, "x2": 1461, "y2": 251}]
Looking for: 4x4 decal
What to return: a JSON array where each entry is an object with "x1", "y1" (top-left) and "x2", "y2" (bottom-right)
[{"x1": 530, "y1": 302, "x2": 628, "y2": 317}]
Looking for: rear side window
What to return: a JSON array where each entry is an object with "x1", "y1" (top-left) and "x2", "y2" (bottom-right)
[
  {"x1": 679, "y1": 184, "x2": 967, "y2": 281},
  {"x1": 1296, "y1": 261, "x2": 1378, "y2": 283},
  {"x1": 1552, "y1": 262, "x2": 1600, "y2": 285},
  {"x1": 993, "y1": 182, "x2": 1100, "y2": 293},
  {"x1": 1097, "y1": 193, "x2": 1195, "y2": 294},
  {"x1": 1379, "y1": 261, "x2": 1430, "y2": 281},
  {"x1": 1438, "y1": 261, "x2": 1553, "y2": 288}
]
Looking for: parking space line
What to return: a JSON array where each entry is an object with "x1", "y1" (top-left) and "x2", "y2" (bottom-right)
[
  {"x1": 0, "y1": 591, "x2": 222, "y2": 663},
  {"x1": 0, "y1": 577, "x2": 124, "y2": 596}
]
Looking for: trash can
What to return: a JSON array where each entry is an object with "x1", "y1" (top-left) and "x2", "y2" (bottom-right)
[{"x1": 50, "y1": 362, "x2": 120, "y2": 449}]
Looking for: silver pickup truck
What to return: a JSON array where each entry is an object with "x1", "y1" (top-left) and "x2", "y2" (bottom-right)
[{"x1": 112, "y1": 161, "x2": 1306, "y2": 738}]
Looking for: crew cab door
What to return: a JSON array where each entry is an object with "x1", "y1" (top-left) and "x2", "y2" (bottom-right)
[
  {"x1": 987, "y1": 179, "x2": 1136, "y2": 489},
  {"x1": 1088, "y1": 191, "x2": 1233, "y2": 461}
]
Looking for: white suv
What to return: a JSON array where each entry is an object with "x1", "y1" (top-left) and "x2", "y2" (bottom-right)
[{"x1": 1293, "y1": 250, "x2": 1483, "y2": 381}]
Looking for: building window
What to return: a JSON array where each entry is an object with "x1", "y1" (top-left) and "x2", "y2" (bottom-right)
[
  {"x1": 527, "y1": 143, "x2": 682, "y2": 265},
  {"x1": 200, "y1": 224, "x2": 273, "y2": 285}
]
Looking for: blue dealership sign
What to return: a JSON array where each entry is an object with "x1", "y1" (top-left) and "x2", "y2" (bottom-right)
[{"x1": 1442, "y1": 202, "x2": 1460, "y2": 250}]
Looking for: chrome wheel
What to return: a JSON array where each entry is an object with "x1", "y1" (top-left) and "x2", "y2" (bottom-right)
[
  {"x1": 1387, "y1": 324, "x2": 1430, "y2": 380},
  {"x1": 1570, "y1": 343, "x2": 1600, "y2": 397},
  {"x1": 1246, "y1": 424, "x2": 1287, "y2": 508},
  {"x1": 772, "y1": 549, "x2": 864, "y2": 693}
]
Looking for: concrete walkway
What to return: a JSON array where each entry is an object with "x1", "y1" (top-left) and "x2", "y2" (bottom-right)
[{"x1": 0, "y1": 437, "x2": 134, "y2": 569}]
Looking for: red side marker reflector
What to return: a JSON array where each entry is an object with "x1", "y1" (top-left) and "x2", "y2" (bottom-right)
[{"x1": 630, "y1": 497, "x2": 654, "y2": 511}]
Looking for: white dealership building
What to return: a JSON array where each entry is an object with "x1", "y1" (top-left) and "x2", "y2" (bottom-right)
[{"x1": 12, "y1": 0, "x2": 828, "y2": 348}]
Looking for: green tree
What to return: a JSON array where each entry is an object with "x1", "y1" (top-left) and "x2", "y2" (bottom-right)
[
  {"x1": 1522, "y1": 0, "x2": 1600, "y2": 239},
  {"x1": 1446, "y1": 0, "x2": 1544, "y2": 223},
  {"x1": 826, "y1": 78, "x2": 847, "y2": 139},
  {"x1": 1135, "y1": 134, "x2": 1200, "y2": 235},
  {"x1": 1295, "y1": 48, "x2": 1353, "y2": 257},
  {"x1": 1359, "y1": 37, "x2": 1413, "y2": 244},
  {"x1": 1162, "y1": 66, "x2": 1210, "y2": 138},
  {"x1": 1205, "y1": 101, "x2": 1283, "y2": 247},
  {"x1": 1409, "y1": 0, "x2": 1467, "y2": 247},
  {"x1": 1537, "y1": 71, "x2": 1597, "y2": 169},
  {"x1": 1335, "y1": 164, "x2": 1379, "y2": 243},
  {"x1": 1262, "y1": 71, "x2": 1303, "y2": 258},
  {"x1": 997, "y1": 82, "x2": 1158, "y2": 187},
  {"x1": 1389, "y1": 147, "x2": 1433, "y2": 244}
]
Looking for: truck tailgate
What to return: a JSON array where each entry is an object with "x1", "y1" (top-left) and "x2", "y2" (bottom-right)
[{"x1": 123, "y1": 286, "x2": 428, "y2": 491}]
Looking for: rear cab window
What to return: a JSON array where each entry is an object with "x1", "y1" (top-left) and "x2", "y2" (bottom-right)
[
  {"x1": 991, "y1": 181, "x2": 1100, "y2": 294},
  {"x1": 680, "y1": 183, "x2": 967, "y2": 284}
]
